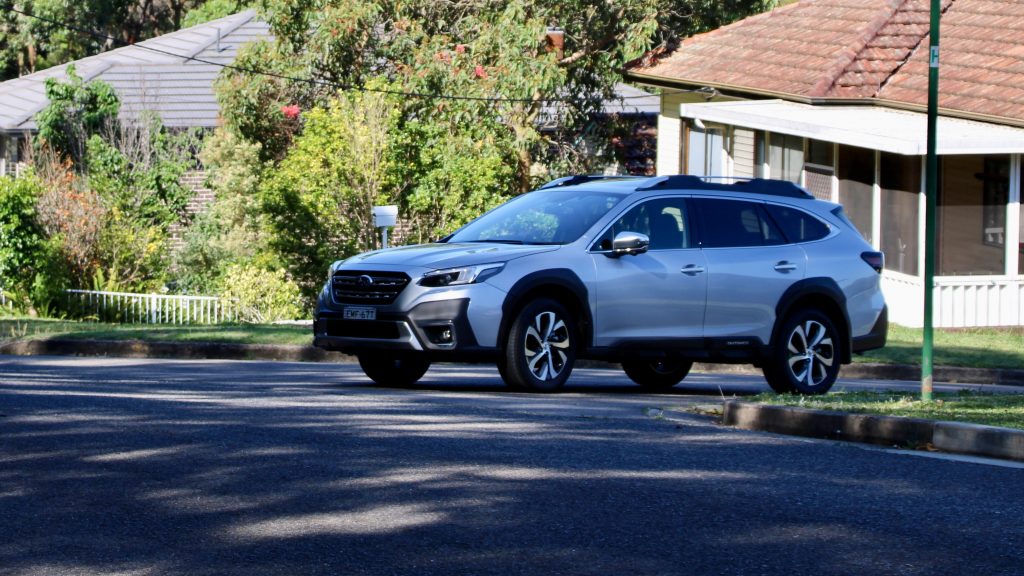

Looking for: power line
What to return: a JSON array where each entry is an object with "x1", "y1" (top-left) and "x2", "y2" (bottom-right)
[{"x1": 6, "y1": 6, "x2": 697, "y2": 105}]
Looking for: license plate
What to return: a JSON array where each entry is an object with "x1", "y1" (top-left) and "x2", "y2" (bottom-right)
[{"x1": 343, "y1": 307, "x2": 376, "y2": 321}]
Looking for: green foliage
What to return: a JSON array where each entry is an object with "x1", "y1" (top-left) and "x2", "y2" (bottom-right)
[
  {"x1": 400, "y1": 119, "x2": 516, "y2": 243},
  {"x1": 218, "y1": 263, "x2": 304, "y2": 323},
  {"x1": 215, "y1": 40, "x2": 312, "y2": 161},
  {"x1": 259, "y1": 85, "x2": 403, "y2": 300},
  {"x1": 0, "y1": 173, "x2": 45, "y2": 285},
  {"x1": 182, "y1": 0, "x2": 254, "y2": 27},
  {"x1": 174, "y1": 129, "x2": 268, "y2": 294},
  {"x1": 1, "y1": 0, "x2": 211, "y2": 80},
  {"x1": 0, "y1": 173, "x2": 72, "y2": 314},
  {"x1": 35, "y1": 65, "x2": 120, "y2": 166}
]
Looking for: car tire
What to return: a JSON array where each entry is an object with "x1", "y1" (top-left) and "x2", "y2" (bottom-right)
[
  {"x1": 496, "y1": 359, "x2": 526, "y2": 390},
  {"x1": 504, "y1": 298, "x2": 576, "y2": 392},
  {"x1": 622, "y1": 359, "x2": 693, "y2": 390},
  {"x1": 762, "y1": 309, "x2": 841, "y2": 395},
  {"x1": 357, "y1": 354, "x2": 430, "y2": 387}
]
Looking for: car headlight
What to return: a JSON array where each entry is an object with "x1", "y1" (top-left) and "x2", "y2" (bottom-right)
[
  {"x1": 419, "y1": 263, "x2": 504, "y2": 287},
  {"x1": 327, "y1": 260, "x2": 344, "y2": 284}
]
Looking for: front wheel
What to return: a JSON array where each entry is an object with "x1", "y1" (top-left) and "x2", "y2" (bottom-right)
[
  {"x1": 762, "y1": 309, "x2": 841, "y2": 395},
  {"x1": 358, "y1": 354, "x2": 430, "y2": 387},
  {"x1": 622, "y1": 359, "x2": 693, "y2": 391},
  {"x1": 503, "y1": 299, "x2": 577, "y2": 392}
]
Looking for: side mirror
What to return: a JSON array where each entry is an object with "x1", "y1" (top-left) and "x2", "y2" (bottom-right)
[{"x1": 611, "y1": 231, "x2": 649, "y2": 257}]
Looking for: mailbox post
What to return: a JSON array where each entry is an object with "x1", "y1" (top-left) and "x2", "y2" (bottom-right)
[{"x1": 372, "y1": 205, "x2": 398, "y2": 249}]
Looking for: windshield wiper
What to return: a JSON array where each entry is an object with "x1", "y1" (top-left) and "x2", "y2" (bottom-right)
[{"x1": 469, "y1": 239, "x2": 525, "y2": 245}]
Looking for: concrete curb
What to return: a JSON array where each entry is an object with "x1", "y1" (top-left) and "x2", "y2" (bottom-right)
[
  {"x1": 1, "y1": 338, "x2": 1022, "y2": 386},
  {"x1": 0, "y1": 338, "x2": 355, "y2": 363},
  {"x1": 722, "y1": 400, "x2": 1024, "y2": 463}
]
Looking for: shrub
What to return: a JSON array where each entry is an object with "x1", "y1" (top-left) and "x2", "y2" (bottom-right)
[{"x1": 218, "y1": 264, "x2": 305, "y2": 323}]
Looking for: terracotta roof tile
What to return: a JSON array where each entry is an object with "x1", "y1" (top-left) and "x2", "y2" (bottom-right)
[{"x1": 627, "y1": 0, "x2": 1024, "y2": 124}]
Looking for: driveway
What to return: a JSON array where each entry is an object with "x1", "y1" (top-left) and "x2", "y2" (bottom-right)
[{"x1": 1, "y1": 356, "x2": 1022, "y2": 575}]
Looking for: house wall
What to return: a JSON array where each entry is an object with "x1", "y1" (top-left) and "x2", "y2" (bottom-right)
[
  {"x1": 732, "y1": 128, "x2": 756, "y2": 178},
  {"x1": 656, "y1": 93, "x2": 686, "y2": 175}
]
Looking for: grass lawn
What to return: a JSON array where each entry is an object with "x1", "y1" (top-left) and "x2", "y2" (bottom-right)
[
  {"x1": 0, "y1": 317, "x2": 313, "y2": 346},
  {"x1": 856, "y1": 324, "x2": 1023, "y2": 370},
  {"x1": 746, "y1": 390, "x2": 1024, "y2": 430}
]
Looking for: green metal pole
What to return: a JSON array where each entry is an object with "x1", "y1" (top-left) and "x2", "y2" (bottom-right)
[{"x1": 922, "y1": 0, "x2": 941, "y2": 402}]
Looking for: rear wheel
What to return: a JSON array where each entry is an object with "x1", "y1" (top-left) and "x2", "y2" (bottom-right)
[
  {"x1": 622, "y1": 359, "x2": 693, "y2": 391},
  {"x1": 762, "y1": 309, "x2": 841, "y2": 395},
  {"x1": 357, "y1": 354, "x2": 430, "y2": 387},
  {"x1": 503, "y1": 299, "x2": 576, "y2": 392}
]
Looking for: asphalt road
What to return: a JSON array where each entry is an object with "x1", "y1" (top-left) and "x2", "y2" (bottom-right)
[{"x1": 1, "y1": 355, "x2": 1023, "y2": 576}]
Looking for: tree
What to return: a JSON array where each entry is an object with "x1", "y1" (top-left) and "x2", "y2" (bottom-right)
[
  {"x1": 221, "y1": 0, "x2": 776, "y2": 189},
  {"x1": 34, "y1": 65, "x2": 120, "y2": 167},
  {"x1": 1, "y1": 1, "x2": 211, "y2": 80},
  {"x1": 259, "y1": 84, "x2": 403, "y2": 300}
]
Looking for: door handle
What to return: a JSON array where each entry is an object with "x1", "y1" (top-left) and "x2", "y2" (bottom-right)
[
  {"x1": 681, "y1": 265, "x2": 706, "y2": 275},
  {"x1": 774, "y1": 261, "x2": 798, "y2": 272}
]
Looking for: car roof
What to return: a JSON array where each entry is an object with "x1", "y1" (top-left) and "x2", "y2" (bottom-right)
[{"x1": 539, "y1": 174, "x2": 816, "y2": 201}]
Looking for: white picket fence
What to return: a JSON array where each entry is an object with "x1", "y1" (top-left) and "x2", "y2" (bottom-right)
[{"x1": 65, "y1": 289, "x2": 237, "y2": 324}]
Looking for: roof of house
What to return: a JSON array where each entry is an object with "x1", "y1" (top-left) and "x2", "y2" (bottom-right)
[
  {"x1": 626, "y1": 0, "x2": 1024, "y2": 125},
  {"x1": 0, "y1": 10, "x2": 270, "y2": 132}
]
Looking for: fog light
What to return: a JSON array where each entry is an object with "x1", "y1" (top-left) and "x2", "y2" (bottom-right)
[{"x1": 424, "y1": 325, "x2": 455, "y2": 345}]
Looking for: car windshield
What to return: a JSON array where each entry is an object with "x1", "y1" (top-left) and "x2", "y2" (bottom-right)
[{"x1": 447, "y1": 190, "x2": 626, "y2": 245}]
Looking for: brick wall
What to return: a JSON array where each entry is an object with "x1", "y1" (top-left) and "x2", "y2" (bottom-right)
[{"x1": 168, "y1": 170, "x2": 215, "y2": 251}]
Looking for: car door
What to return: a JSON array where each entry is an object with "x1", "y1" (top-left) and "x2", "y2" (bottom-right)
[
  {"x1": 694, "y1": 197, "x2": 806, "y2": 345},
  {"x1": 588, "y1": 196, "x2": 708, "y2": 346}
]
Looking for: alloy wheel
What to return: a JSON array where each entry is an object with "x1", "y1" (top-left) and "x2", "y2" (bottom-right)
[
  {"x1": 785, "y1": 319, "x2": 835, "y2": 388},
  {"x1": 523, "y1": 310, "x2": 571, "y2": 381}
]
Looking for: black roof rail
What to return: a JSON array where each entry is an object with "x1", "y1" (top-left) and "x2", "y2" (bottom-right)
[
  {"x1": 538, "y1": 174, "x2": 637, "y2": 190},
  {"x1": 636, "y1": 175, "x2": 814, "y2": 199}
]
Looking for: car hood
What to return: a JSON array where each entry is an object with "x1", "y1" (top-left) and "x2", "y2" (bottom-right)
[{"x1": 340, "y1": 242, "x2": 561, "y2": 270}]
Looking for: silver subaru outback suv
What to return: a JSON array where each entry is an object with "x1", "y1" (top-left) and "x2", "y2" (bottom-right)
[{"x1": 314, "y1": 175, "x2": 887, "y2": 394}]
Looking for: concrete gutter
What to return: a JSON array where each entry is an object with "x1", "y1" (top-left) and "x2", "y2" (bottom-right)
[
  {"x1": 0, "y1": 338, "x2": 1022, "y2": 386},
  {"x1": 723, "y1": 401, "x2": 1024, "y2": 463}
]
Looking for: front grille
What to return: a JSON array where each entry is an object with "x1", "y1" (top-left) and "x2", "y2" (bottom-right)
[
  {"x1": 325, "y1": 319, "x2": 401, "y2": 339},
  {"x1": 331, "y1": 271, "x2": 410, "y2": 305}
]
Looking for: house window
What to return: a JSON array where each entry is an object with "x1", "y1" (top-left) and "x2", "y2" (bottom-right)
[
  {"x1": 880, "y1": 153, "x2": 920, "y2": 276},
  {"x1": 981, "y1": 157, "x2": 1009, "y2": 249},
  {"x1": 806, "y1": 139, "x2": 834, "y2": 167},
  {"x1": 837, "y1": 145, "x2": 875, "y2": 244},
  {"x1": 769, "y1": 133, "x2": 803, "y2": 184},
  {"x1": 685, "y1": 122, "x2": 726, "y2": 177},
  {"x1": 938, "y1": 155, "x2": 1007, "y2": 276}
]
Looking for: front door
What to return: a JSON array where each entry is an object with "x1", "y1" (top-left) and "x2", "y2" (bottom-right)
[{"x1": 588, "y1": 197, "x2": 708, "y2": 347}]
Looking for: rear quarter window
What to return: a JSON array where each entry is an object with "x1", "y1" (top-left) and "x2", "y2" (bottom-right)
[{"x1": 765, "y1": 204, "x2": 831, "y2": 243}]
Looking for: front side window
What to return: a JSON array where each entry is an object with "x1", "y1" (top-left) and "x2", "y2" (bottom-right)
[
  {"x1": 697, "y1": 198, "x2": 786, "y2": 248},
  {"x1": 592, "y1": 197, "x2": 692, "y2": 251},
  {"x1": 448, "y1": 190, "x2": 625, "y2": 245}
]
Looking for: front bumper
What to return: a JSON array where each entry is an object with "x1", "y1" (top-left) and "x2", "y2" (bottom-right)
[{"x1": 314, "y1": 286, "x2": 504, "y2": 360}]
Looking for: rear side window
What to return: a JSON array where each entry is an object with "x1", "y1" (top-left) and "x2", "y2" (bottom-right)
[
  {"x1": 695, "y1": 198, "x2": 786, "y2": 248},
  {"x1": 764, "y1": 204, "x2": 831, "y2": 243}
]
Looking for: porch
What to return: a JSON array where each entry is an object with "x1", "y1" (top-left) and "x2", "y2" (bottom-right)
[{"x1": 659, "y1": 98, "x2": 1024, "y2": 327}]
